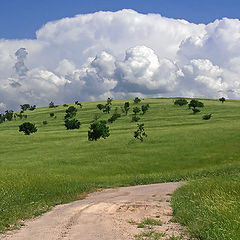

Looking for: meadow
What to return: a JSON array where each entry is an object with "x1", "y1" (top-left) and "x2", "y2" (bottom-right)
[{"x1": 0, "y1": 98, "x2": 240, "y2": 239}]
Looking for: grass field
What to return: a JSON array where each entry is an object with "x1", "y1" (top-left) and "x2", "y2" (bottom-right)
[{"x1": 0, "y1": 98, "x2": 240, "y2": 238}]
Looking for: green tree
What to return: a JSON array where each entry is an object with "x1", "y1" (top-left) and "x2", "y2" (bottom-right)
[
  {"x1": 123, "y1": 102, "x2": 130, "y2": 115},
  {"x1": 174, "y1": 98, "x2": 188, "y2": 106},
  {"x1": 19, "y1": 122, "x2": 37, "y2": 135},
  {"x1": 20, "y1": 104, "x2": 30, "y2": 111},
  {"x1": 49, "y1": 101, "x2": 55, "y2": 108},
  {"x1": 65, "y1": 106, "x2": 77, "y2": 118},
  {"x1": 134, "y1": 97, "x2": 141, "y2": 104},
  {"x1": 88, "y1": 120, "x2": 110, "y2": 141},
  {"x1": 134, "y1": 123, "x2": 147, "y2": 142},
  {"x1": 5, "y1": 110, "x2": 14, "y2": 121},
  {"x1": 141, "y1": 104, "x2": 150, "y2": 115},
  {"x1": 188, "y1": 99, "x2": 204, "y2": 109},
  {"x1": 64, "y1": 119, "x2": 81, "y2": 130},
  {"x1": 219, "y1": 97, "x2": 226, "y2": 103}
]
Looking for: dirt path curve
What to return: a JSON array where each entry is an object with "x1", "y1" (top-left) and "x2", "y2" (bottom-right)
[{"x1": 1, "y1": 182, "x2": 190, "y2": 240}]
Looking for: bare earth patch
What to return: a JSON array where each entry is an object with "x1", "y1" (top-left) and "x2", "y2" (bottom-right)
[{"x1": 1, "y1": 182, "x2": 192, "y2": 240}]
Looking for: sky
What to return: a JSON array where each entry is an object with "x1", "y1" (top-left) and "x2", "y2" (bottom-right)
[{"x1": 1, "y1": 1, "x2": 240, "y2": 111}]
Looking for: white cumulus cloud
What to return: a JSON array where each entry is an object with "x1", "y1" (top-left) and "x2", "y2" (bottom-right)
[{"x1": 0, "y1": 10, "x2": 240, "y2": 111}]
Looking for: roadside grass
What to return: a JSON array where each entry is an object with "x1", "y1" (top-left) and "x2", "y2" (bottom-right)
[
  {"x1": 0, "y1": 98, "x2": 240, "y2": 234},
  {"x1": 171, "y1": 175, "x2": 240, "y2": 240},
  {"x1": 137, "y1": 218, "x2": 162, "y2": 228}
]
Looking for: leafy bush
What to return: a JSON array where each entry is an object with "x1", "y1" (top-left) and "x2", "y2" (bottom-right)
[
  {"x1": 63, "y1": 104, "x2": 68, "y2": 107},
  {"x1": 134, "y1": 123, "x2": 147, "y2": 142},
  {"x1": 122, "y1": 102, "x2": 130, "y2": 115},
  {"x1": 42, "y1": 120, "x2": 48, "y2": 125},
  {"x1": 0, "y1": 114, "x2": 5, "y2": 123},
  {"x1": 107, "y1": 97, "x2": 113, "y2": 105},
  {"x1": 4, "y1": 110, "x2": 14, "y2": 121},
  {"x1": 49, "y1": 101, "x2": 55, "y2": 108},
  {"x1": 134, "y1": 97, "x2": 141, "y2": 104},
  {"x1": 188, "y1": 99, "x2": 204, "y2": 109},
  {"x1": 103, "y1": 105, "x2": 111, "y2": 114},
  {"x1": 19, "y1": 122, "x2": 37, "y2": 135},
  {"x1": 20, "y1": 104, "x2": 30, "y2": 111},
  {"x1": 65, "y1": 106, "x2": 77, "y2": 118},
  {"x1": 97, "y1": 104, "x2": 105, "y2": 111},
  {"x1": 64, "y1": 119, "x2": 81, "y2": 130},
  {"x1": 29, "y1": 105, "x2": 36, "y2": 111},
  {"x1": 133, "y1": 107, "x2": 141, "y2": 115},
  {"x1": 132, "y1": 115, "x2": 141, "y2": 122},
  {"x1": 108, "y1": 113, "x2": 121, "y2": 123},
  {"x1": 192, "y1": 108, "x2": 201, "y2": 114},
  {"x1": 174, "y1": 98, "x2": 188, "y2": 106},
  {"x1": 219, "y1": 97, "x2": 226, "y2": 103},
  {"x1": 141, "y1": 104, "x2": 150, "y2": 115},
  {"x1": 88, "y1": 120, "x2": 110, "y2": 141},
  {"x1": 50, "y1": 113, "x2": 54, "y2": 117},
  {"x1": 202, "y1": 114, "x2": 212, "y2": 120}
]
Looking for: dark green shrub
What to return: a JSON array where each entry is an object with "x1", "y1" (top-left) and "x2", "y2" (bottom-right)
[
  {"x1": 133, "y1": 107, "x2": 141, "y2": 115},
  {"x1": 43, "y1": 120, "x2": 48, "y2": 125},
  {"x1": 202, "y1": 114, "x2": 212, "y2": 120},
  {"x1": 103, "y1": 105, "x2": 111, "y2": 114},
  {"x1": 19, "y1": 122, "x2": 37, "y2": 135},
  {"x1": 132, "y1": 115, "x2": 141, "y2": 122},
  {"x1": 5, "y1": 110, "x2": 14, "y2": 121},
  {"x1": 29, "y1": 105, "x2": 36, "y2": 111},
  {"x1": 64, "y1": 118, "x2": 81, "y2": 130},
  {"x1": 122, "y1": 102, "x2": 130, "y2": 115},
  {"x1": 219, "y1": 97, "x2": 226, "y2": 103},
  {"x1": 88, "y1": 120, "x2": 110, "y2": 141},
  {"x1": 63, "y1": 104, "x2": 68, "y2": 107},
  {"x1": 0, "y1": 114, "x2": 5, "y2": 123},
  {"x1": 188, "y1": 99, "x2": 204, "y2": 109},
  {"x1": 134, "y1": 123, "x2": 147, "y2": 142},
  {"x1": 108, "y1": 113, "x2": 121, "y2": 123},
  {"x1": 192, "y1": 108, "x2": 200, "y2": 114},
  {"x1": 97, "y1": 104, "x2": 105, "y2": 111},
  {"x1": 49, "y1": 101, "x2": 55, "y2": 108},
  {"x1": 141, "y1": 104, "x2": 150, "y2": 115},
  {"x1": 134, "y1": 97, "x2": 141, "y2": 104},
  {"x1": 174, "y1": 98, "x2": 188, "y2": 106},
  {"x1": 20, "y1": 104, "x2": 30, "y2": 111},
  {"x1": 65, "y1": 106, "x2": 77, "y2": 118},
  {"x1": 107, "y1": 97, "x2": 113, "y2": 105},
  {"x1": 50, "y1": 113, "x2": 54, "y2": 117}
]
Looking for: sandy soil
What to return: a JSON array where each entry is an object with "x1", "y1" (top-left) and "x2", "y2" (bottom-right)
[{"x1": 1, "y1": 182, "x2": 191, "y2": 240}]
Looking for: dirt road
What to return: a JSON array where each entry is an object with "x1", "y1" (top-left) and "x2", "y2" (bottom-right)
[{"x1": 1, "y1": 182, "x2": 190, "y2": 240}]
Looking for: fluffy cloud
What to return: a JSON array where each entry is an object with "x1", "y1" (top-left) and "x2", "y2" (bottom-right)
[{"x1": 0, "y1": 10, "x2": 240, "y2": 111}]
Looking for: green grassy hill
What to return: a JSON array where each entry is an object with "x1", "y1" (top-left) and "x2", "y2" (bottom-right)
[{"x1": 1, "y1": 98, "x2": 240, "y2": 239}]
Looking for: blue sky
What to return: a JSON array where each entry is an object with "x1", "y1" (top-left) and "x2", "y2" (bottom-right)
[{"x1": 1, "y1": 0, "x2": 240, "y2": 39}]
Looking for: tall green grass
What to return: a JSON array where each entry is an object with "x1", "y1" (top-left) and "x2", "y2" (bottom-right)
[{"x1": 0, "y1": 98, "x2": 240, "y2": 233}]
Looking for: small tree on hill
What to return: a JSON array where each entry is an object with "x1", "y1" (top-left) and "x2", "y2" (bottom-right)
[
  {"x1": 19, "y1": 122, "x2": 37, "y2": 135},
  {"x1": 65, "y1": 106, "x2": 77, "y2": 118},
  {"x1": 174, "y1": 98, "x2": 188, "y2": 106},
  {"x1": 134, "y1": 97, "x2": 141, "y2": 104},
  {"x1": 122, "y1": 102, "x2": 130, "y2": 115},
  {"x1": 108, "y1": 113, "x2": 121, "y2": 123},
  {"x1": 219, "y1": 97, "x2": 226, "y2": 103},
  {"x1": 20, "y1": 104, "x2": 30, "y2": 111},
  {"x1": 29, "y1": 105, "x2": 36, "y2": 111},
  {"x1": 5, "y1": 110, "x2": 14, "y2": 121},
  {"x1": 107, "y1": 97, "x2": 113, "y2": 105},
  {"x1": 88, "y1": 120, "x2": 110, "y2": 141},
  {"x1": 49, "y1": 101, "x2": 55, "y2": 108},
  {"x1": 97, "y1": 104, "x2": 105, "y2": 111},
  {"x1": 202, "y1": 114, "x2": 212, "y2": 120},
  {"x1": 103, "y1": 104, "x2": 111, "y2": 114},
  {"x1": 141, "y1": 104, "x2": 150, "y2": 115},
  {"x1": 0, "y1": 114, "x2": 5, "y2": 123},
  {"x1": 64, "y1": 119, "x2": 81, "y2": 130},
  {"x1": 188, "y1": 99, "x2": 204, "y2": 109},
  {"x1": 192, "y1": 108, "x2": 201, "y2": 114},
  {"x1": 134, "y1": 123, "x2": 147, "y2": 142}
]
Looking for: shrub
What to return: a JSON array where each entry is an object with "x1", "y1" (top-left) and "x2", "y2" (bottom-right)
[
  {"x1": 219, "y1": 97, "x2": 226, "y2": 103},
  {"x1": 134, "y1": 97, "x2": 141, "y2": 104},
  {"x1": 19, "y1": 122, "x2": 37, "y2": 135},
  {"x1": 188, "y1": 99, "x2": 204, "y2": 109},
  {"x1": 42, "y1": 120, "x2": 48, "y2": 125},
  {"x1": 133, "y1": 107, "x2": 141, "y2": 115},
  {"x1": 50, "y1": 113, "x2": 54, "y2": 117},
  {"x1": 192, "y1": 108, "x2": 200, "y2": 114},
  {"x1": 29, "y1": 105, "x2": 36, "y2": 111},
  {"x1": 63, "y1": 104, "x2": 68, "y2": 107},
  {"x1": 202, "y1": 114, "x2": 212, "y2": 120},
  {"x1": 107, "y1": 97, "x2": 113, "y2": 105},
  {"x1": 103, "y1": 105, "x2": 111, "y2": 114},
  {"x1": 0, "y1": 114, "x2": 5, "y2": 123},
  {"x1": 141, "y1": 104, "x2": 150, "y2": 115},
  {"x1": 64, "y1": 118, "x2": 81, "y2": 130},
  {"x1": 122, "y1": 102, "x2": 130, "y2": 115},
  {"x1": 49, "y1": 101, "x2": 55, "y2": 108},
  {"x1": 174, "y1": 98, "x2": 188, "y2": 106},
  {"x1": 134, "y1": 123, "x2": 147, "y2": 142},
  {"x1": 5, "y1": 110, "x2": 14, "y2": 121},
  {"x1": 65, "y1": 106, "x2": 77, "y2": 118},
  {"x1": 20, "y1": 104, "x2": 30, "y2": 111},
  {"x1": 132, "y1": 115, "x2": 141, "y2": 122},
  {"x1": 108, "y1": 113, "x2": 121, "y2": 123},
  {"x1": 88, "y1": 120, "x2": 110, "y2": 141},
  {"x1": 97, "y1": 104, "x2": 105, "y2": 111}
]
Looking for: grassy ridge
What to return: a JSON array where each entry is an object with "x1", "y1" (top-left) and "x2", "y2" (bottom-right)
[{"x1": 0, "y1": 98, "x2": 240, "y2": 234}]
